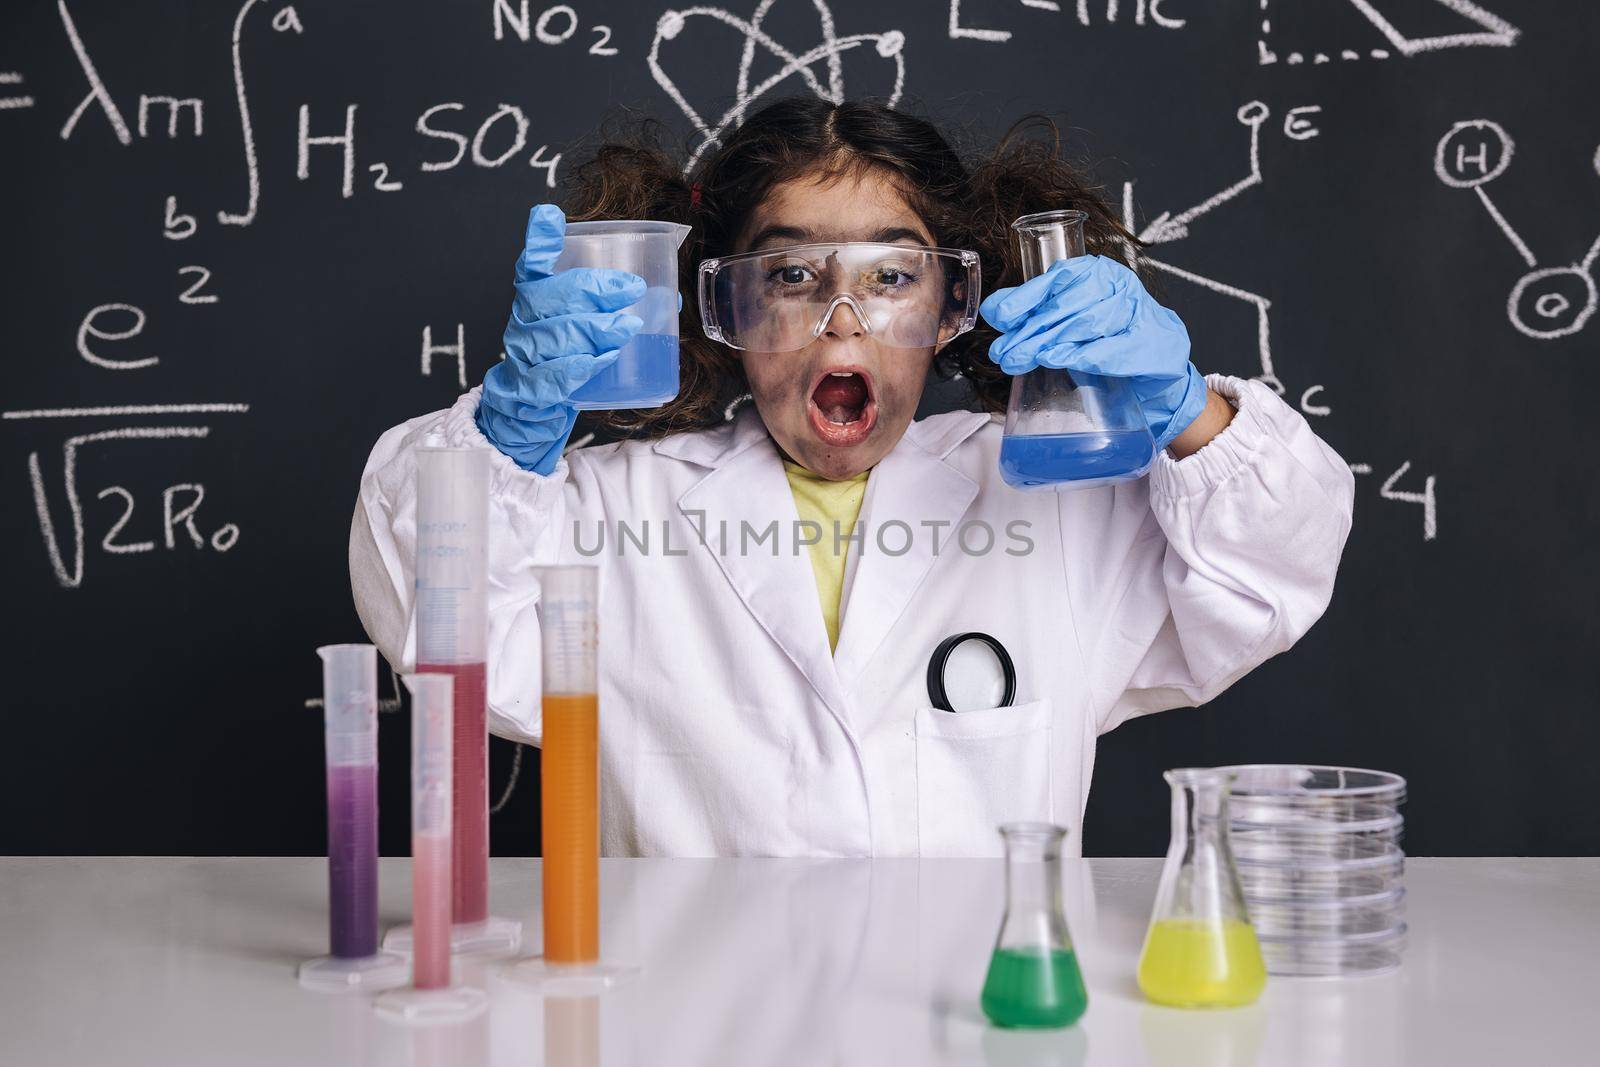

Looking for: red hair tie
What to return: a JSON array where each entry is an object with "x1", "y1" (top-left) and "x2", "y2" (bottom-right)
[{"x1": 689, "y1": 182, "x2": 703, "y2": 211}]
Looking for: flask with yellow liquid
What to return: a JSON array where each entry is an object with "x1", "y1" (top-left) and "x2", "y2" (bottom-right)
[{"x1": 1137, "y1": 768, "x2": 1267, "y2": 1008}]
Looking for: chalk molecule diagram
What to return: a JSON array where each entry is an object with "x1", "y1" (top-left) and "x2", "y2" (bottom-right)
[
  {"x1": 1120, "y1": 100, "x2": 1440, "y2": 540},
  {"x1": 1434, "y1": 120, "x2": 1600, "y2": 340},
  {"x1": 1258, "y1": 0, "x2": 1518, "y2": 66},
  {"x1": 649, "y1": 1, "x2": 906, "y2": 175},
  {"x1": 1121, "y1": 101, "x2": 1305, "y2": 399}
]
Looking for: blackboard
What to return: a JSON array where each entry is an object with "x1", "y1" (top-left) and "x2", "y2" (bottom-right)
[{"x1": 4, "y1": 0, "x2": 1595, "y2": 857}]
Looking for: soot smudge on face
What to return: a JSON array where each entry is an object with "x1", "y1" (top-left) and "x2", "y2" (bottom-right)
[{"x1": 733, "y1": 169, "x2": 940, "y2": 481}]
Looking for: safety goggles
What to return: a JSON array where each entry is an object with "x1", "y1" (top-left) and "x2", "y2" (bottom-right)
[{"x1": 697, "y1": 242, "x2": 982, "y2": 353}]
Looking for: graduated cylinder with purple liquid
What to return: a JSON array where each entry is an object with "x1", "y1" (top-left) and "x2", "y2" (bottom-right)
[{"x1": 318, "y1": 644, "x2": 382, "y2": 959}]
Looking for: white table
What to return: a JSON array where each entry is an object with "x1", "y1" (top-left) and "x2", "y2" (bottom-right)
[{"x1": 0, "y1": 857, "x2": 1593, "y2": 1066}]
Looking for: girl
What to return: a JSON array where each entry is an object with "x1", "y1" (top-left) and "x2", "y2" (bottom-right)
[{"x1": 351, "y1": 98, "x2": 1353, "y2": 858}]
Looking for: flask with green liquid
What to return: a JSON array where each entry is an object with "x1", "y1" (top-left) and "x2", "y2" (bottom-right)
[
  {"x1": 980, "y1": 823, "x2": 1089, "y2": 1028},
  {"x1": 1137, "y1": 768, "x2": 1268, "y2": 1008}
]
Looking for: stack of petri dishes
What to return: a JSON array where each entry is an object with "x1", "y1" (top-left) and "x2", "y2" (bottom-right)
[{"x1": 1218, "y1": 765, "x2": 1407, "y2": 978}]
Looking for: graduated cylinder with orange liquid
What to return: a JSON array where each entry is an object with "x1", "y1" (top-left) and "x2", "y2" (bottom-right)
[
  {"x1": 542, "y1": 691, "x2": 598, "y2": 962},
  {"x1": 516, "y1": 564, "x2": 633, "y2": 993}
]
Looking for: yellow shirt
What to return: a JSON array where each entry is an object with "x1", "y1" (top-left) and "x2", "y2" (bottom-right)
[{"x1": 782, "y1": 461, "x2": 869, "y2": 652}]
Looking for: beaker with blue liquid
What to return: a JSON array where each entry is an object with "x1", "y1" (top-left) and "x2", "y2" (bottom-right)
[
  {"x1": 556, "y1": 220, "x2": 690, "y2": 410},
  {"x1": 999, "y1": 210, "x2": 1156, "y2": 491}
]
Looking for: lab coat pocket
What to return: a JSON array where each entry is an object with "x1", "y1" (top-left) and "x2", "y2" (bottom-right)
[{"x1": 914, "y1": 699, "x2": 1053, "y2": 858}]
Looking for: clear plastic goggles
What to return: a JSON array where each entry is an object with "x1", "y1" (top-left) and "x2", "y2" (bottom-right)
[{"x1": 698, "y1": 242, "x2": 982, "y2": 353}]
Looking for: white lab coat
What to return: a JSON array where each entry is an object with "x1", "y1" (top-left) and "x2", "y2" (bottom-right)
[{"x1": 351, "y1": 374, "x2": 1354, "y2": 858}]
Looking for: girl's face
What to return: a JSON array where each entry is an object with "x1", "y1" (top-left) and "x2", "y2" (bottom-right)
[{"x1": 733, "y1": 167, "x2": 940, "y2": 480}]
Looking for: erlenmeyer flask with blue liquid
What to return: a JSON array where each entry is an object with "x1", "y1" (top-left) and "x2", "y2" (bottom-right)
[{"x1": 999, "y1": 210, "x2": 1156, "y2": 491}]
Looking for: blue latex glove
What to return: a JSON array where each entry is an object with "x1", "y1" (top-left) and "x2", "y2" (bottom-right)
[
  {"x1": 980, "y1": 255, "x2": 1208, "y2": 452},
  {"x1": 475, "y1": 205, "x2": 645, "y2": 474}
]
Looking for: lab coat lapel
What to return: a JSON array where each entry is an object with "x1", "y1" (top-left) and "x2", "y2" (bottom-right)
[
  {"x1": 675, "y1": 419, "x2": 850, "y2": 720},
  {"x1": 833, "y1": 415, "x2": 985, "y2": 688}
]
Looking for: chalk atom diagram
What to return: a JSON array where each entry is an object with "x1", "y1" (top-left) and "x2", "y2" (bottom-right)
[
  {"x1": 649, "y1": 1, "x2": 906, "y2": 174},
  {"x1": 1258, "y1": 0, "x2": 1518, "y2": 66},
  {"x1": 1434, "y1": 120, "x2": 1600, "y2": 340}
]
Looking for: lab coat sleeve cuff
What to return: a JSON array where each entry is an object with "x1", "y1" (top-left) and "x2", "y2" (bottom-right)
[
  {"x1": 1146, "y1": 375, "x2": 1273, "y2": 500},
  {"x1": 439, "y1": 387, "x2": 571, "y2": 513}
]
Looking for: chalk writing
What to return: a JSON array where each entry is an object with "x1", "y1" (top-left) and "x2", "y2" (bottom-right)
[
  {"x1": 950, "y1": 0, "x2": 1187, "y2": 43},
  {"x1": 77, "y1": 304, "x2": 158, "y2": 371},
  {"x1": 57, "y1": 0, "x2": 131, "y2": 144},
  {"x1": 1349, "y1": 460, "x2": 1440, "y2": 541},
  {"x1": 1378, "y1": 461, "x2": 1438, "y2": 542},
  {"x1": 137, "y1": 95, "x2": 202, "y2": 139},
  {"x1": 219, "y1": 2, "x2": 301, "y2": 226},
  {"x1": 26, "y1": 425, "x2": 244, "y2": 588},
  {"x1": 1260, "y1": 0, "x2": 1517, "y2": 66},
  {"x1": 1, "y1": 71, "x2": 35, "y2": 111},
  {"x1": 177, "y1": 267, "x2": 219, "y2": 305},
  {"x1": 422, "y1": 324, "x2": 468, "y2": 390},
  {"x1": 494, "y1": 2, "x2": 616, "y2": 55},
  {"x1": 297, "y1": 104, "x2": 356, "y2": 199},
  {"x1": 163, "y1": 196, "x2": 197, "y2": 240}
]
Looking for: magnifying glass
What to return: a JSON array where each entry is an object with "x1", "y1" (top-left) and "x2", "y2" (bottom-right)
[{"x1": 926, "y1": 632, "x2": 1017, "y2": 713}]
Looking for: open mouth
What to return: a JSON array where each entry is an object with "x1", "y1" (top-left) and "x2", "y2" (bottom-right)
[{"x1": 807, "y1": 366, "x2": 878, "y2": 447}]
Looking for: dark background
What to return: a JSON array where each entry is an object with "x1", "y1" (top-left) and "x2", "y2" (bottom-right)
[{"x1": 3, "y1": 0, "x2": 1594, "y2": 857}]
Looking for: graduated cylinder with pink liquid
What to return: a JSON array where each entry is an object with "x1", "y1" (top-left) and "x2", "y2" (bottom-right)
[
  {"x1": 373, "y1": 674, "x2": 487, "y2": 1024},
  {"x1": 382, "y1": 446, "x2": 521, "y2": 957}
]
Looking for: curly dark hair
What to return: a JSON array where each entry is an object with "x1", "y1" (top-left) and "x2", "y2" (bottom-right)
[{"x1": 559, "y1": 97, "x2": 1140, "y2": 439}]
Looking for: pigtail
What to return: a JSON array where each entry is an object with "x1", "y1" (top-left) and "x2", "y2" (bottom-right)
[
  {"x1": 934, "y1": 115, "x2": 1143, "y2": 413},
  {"x1": 558, "y1": 117, "x2": 748, "y2": 438}
]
